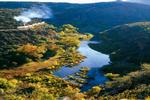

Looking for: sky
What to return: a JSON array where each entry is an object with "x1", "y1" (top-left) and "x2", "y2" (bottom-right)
[
  {"x1": 0, "y1": 0, "x2": 126, "y2": 3},
  {"x1": 0, "y1": 0, "x2": 149, "y2": 5}
]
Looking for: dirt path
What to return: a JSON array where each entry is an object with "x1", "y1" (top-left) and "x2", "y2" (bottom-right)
[{"x1": 0, "y1": 57, "x2": 59, "y2": 78}]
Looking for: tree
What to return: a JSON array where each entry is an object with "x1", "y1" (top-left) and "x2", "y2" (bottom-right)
[
  {"x1": 61, "y1": 24, "x2": 78, "y2": 33},
  {"x1": 16, "y1": 44, "x2": 47, "y2": 61}
]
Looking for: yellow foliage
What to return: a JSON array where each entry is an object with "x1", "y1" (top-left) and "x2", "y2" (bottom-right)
[
  {"x1": 17, "y1": 44, "x2": 47, "y2": 59},
  {"x1": 91, "y1": 86, "x2": 102, "y2": 93},
  {"x1": 145, "y1": 96, "x2": 150, "y2": 100},
  {"x1": 60, "y1": 36, "x2": 80, "y2": 47},
  {"x1": 71, "y1": 93, "x2": 86, "y2": 100},
  {"x1": 59, "y1": 31, "x2": 65, "y2": 35},
  {"x1": 9, "y1": 79, "x2": 18, "y2": 85},
  {"x1": 64, "y1": 85, "x2": 80, "y2": 96},
  {"x1": 48, "y1": 66, "x2": 56, "y2": 69},
  {"x1": 105, "y1": 73, "x2": 120, "y2": 79},
  {"x1": 17, "y1": 43, "x2": 37, "y2": 54},
  {"x1": 86, "y1": 86, "x2": 102, "y2": 97}
]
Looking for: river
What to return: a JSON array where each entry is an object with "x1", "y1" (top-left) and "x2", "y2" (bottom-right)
[{"x1": 54, "y1": 41, "x2": 110, "y2": 91}]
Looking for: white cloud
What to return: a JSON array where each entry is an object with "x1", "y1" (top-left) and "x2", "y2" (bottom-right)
[{"x1": 1, "y1": 0, "x2": 149, "y2": 4}]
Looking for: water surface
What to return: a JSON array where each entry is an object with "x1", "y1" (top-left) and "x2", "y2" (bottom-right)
[{"x1": 54, "y1": 41, "x2": 110, "y2": 91}]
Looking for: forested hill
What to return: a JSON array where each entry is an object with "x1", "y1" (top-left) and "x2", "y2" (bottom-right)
[
  {"x1": 90, "y1": 22, "x2": 150, "y2": 64},
  {"x1": 88, "y1": 22, "x2": 150, "y2": 99},
  {"x1": 1, "y1": 2, "x2": 150, "y2": 39}
]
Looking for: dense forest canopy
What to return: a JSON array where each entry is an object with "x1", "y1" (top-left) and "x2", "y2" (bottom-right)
[{"x1": 91, "y1": 22, "x2": 150, "y2": 64}]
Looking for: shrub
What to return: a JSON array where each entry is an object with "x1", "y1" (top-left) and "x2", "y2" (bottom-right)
[
  {"x1": 105, "y1": 73, "x2": 120, "y2": 80},
  {"x1": 16, "y1": 44, "x2": 47, "y2": 61},
  {"x1": 4, "y1": 95, "x2": 25, "y2": 100},
  {"x1": 86, "y1": 86, "x2": 102, "y2": 96},
  {"x1": 0, "y1": 78, "x2": 16, "y2": 89}
]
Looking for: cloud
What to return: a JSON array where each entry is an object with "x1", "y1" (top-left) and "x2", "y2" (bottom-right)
[
  {"x1": 1, "y1": 0, "x2": 150, "y2": 4},
  {"x1": 14, "y1": 4, "x2": 53, "y2": 23}
]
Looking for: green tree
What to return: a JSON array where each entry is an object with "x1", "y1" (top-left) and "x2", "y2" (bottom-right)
[{"x1": 61, "y1": 24, "x2": 78, "y2": 33}]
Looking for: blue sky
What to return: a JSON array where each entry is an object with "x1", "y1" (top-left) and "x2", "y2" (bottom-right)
[{"x1": 0, "y1": 0, "x2": 126, "y2": 3}]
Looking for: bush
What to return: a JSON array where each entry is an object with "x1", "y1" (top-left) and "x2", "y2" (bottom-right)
[
  {"x1": 4, "y1": 95, "x2": 25, "y2": 100},
  {"x1": 105, "y1": 73, "x2": 120, "y2": 80},
  {"x1": 86, "y1": 86, "x2": 102, "y2": 96},
  {"x1": 0, "y1": 78, "x2": 16, "y2": 89}
]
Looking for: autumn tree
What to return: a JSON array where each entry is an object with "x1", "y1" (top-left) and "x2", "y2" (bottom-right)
[{"x1": 61, "y1": 24, "x2": 78, "y2": 33}]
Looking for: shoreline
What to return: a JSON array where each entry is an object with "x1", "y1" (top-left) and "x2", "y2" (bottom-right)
[{"x1": 54, "y1": 41, "x2": 110, "y2": 91}]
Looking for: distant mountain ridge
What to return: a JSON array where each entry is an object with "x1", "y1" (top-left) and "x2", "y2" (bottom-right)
[{"x1": 1, "y1": 2, "x2": 150, "y2": 39}]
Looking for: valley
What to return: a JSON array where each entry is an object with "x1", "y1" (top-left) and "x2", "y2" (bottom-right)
[
  {"x1": 54, "y1": 41, "x2": 110, "y2": 91},
  {"x1": 0, "y1": 2, "x2": 150, "y2": 100}
]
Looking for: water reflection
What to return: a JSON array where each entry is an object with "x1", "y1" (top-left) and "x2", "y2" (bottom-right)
[{"x1": 54, "y1": 41, "x2": 110, "y2": 91}]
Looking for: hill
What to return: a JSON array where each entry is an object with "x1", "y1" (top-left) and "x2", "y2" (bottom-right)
[
  {"x1": 0, "y1": 9, "x2": 20, "y2": 29},
  {"x1": 0, "y1": 9, "x2": 95, "y2": 99},
  {"x1": 90, "y1": 22, "x2": 150, "y2": 64},
  {"x1": 1, "y1": 2, "x2": 150, "y2": 39},
  {"x1": 89, "y1": 22, "x2": 150, "y2": 99}
]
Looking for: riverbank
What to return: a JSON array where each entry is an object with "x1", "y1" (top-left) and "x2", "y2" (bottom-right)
[
  {"x1": 0, "y1": 23, "x2": 95, "y2": 99},
  {"x1": 54, "y1": 41, "x2": 110, "y2": 91}
]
